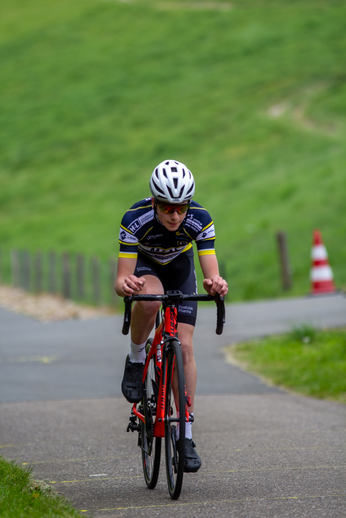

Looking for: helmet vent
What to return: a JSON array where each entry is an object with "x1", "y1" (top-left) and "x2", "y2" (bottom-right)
[
  {"x1": 173, "y1": 178, "x2": 178, "y2": 189},
  {"x1": 162, "y1": 168, "x2": 168, "y2": 178},
  {"x1": 171, "y1": 167, "x2": 177, "y2": 172},
  {"x1": 153, "y1": 181, "x2": 165, "y2": 195},
  {"x1": 179, "y1": 187, "x2": 184, "y2": 198},
  {"x1": 186, "y1": 184, "x2": 194, "y2": 195}
]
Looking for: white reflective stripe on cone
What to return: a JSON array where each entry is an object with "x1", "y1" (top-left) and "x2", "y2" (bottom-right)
[
  {"x1": 311, "y1": 265, "x2": 333, "y2": 281},
  {"x1": 311, "y1": 244, "x2": 328, "y2": 260}
]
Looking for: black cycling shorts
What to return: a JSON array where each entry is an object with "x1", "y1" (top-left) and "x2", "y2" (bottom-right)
[{"x1": 134, "y1": 248, "x2": 198, "y2": 326}]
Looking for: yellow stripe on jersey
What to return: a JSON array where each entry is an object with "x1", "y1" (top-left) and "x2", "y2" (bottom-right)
[
  {"x1": 126, "y1": 204, "x2": 152, "y2": 212},
  {"x1": 202, "y1": 221, "x2": 214, "y2": 231},
  {"x1": 198, "y1": 249, "x2": 216, "y2": 256},
  {"x1": 118, "y1": 252, "x2": 138, "y2": 259}
]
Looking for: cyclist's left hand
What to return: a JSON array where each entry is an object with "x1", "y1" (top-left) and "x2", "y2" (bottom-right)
[{"x1": 203, "y1": 276, "x2": 228, "y2": 297}]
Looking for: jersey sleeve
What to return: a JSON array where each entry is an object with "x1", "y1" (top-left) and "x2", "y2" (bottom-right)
[
  {"x1": 118, "y1": 225, "x2": 139, "y2": 259},
  {"x1": 195, "y1": 221, "x2": 216, "y2": 257}
]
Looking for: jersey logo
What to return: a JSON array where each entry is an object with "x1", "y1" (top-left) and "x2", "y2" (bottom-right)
[
  {"x1": 128, "y1": 210, "x2": 154, "y2": 234},
  {"x1": 145, "y1": 234, "x2": 163, "y2": 241},
  {"x1": 185, "y1": 214, "x2": 203, "y2": 232},
  {"x1": 119, "y1": 227, "x2": 138, "y2": 244},
  {"x1": 128, "y1": 220, "x2": 140, "y2": 233},
  {"x1": 196, "y1": 224, "x2": 215, "y2": 241}
]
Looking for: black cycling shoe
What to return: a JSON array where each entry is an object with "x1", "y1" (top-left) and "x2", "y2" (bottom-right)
[
  {"x1": 121, "y1": 355, "x2": 144, "y2": 403},
  {"x1": 178, "y1": 438, "x2": 202, "y2": 473}
]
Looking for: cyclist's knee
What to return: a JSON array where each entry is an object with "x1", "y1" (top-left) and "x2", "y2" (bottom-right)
[
  {"x1": 179, "y1": 333, "x2": 194, "y2": 366},
  {"x1": 135, "y1": 299, "x2": 161, "y2": 317},
  {"x1": 133, "y1": 275, "x2": 163, "y2": 317}
]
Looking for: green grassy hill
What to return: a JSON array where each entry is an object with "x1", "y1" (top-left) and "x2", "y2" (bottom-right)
[{"x1": 1, "y1": 0, "x2": 345, "y2": 301}]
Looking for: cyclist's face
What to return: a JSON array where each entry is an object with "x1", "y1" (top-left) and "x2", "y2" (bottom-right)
[{"x1": 152, "y1": 199, "x2": 188, "y2": 232}]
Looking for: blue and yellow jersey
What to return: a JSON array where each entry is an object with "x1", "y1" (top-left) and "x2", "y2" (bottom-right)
[{"x1": 118, "y1": 198, "x2": 216, "y2": 265}]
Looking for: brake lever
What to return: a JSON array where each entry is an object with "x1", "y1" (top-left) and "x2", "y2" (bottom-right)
[{"x1": 122, "y1": 296, "x2": 133, "y2": 335}]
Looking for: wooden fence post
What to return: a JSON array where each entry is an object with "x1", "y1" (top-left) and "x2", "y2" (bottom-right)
[
  {"x1": 34, "y1": 251, "x2": 43, "y2": 293},
  {"x1": 21, "y1": 250, "x2": 31, "y2": 291},
  {"x1": 48, "y1": 251, "x2": 57, "y2": 294},
  {"x1": 11, "y1": 250, "x2": 20, "y2": 287},
  {"x1": 62, "y1": 253, "x2": 71, "y2": 299},
  {"x1": 76, "y1": 254, "x2": 85, "y2": 300},
  {"x1": 276, "y1": 231, "x2": 292, "y2": 290},
  {"x1": 91, "y1": 257, "x2": 101, "y2": 306}
]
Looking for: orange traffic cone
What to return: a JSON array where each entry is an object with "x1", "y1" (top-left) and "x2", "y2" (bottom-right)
[{"x1": 310, "y1": 230, "x2": 336, "y2": 295}]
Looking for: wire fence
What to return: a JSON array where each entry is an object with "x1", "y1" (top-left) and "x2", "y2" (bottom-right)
[{"x1": 0, "y1": 248, "x2": 120, "y2": 308}]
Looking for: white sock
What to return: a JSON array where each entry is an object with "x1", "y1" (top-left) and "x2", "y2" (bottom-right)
[
  {"x1": 176, "y1": 412, "x2": 193, "y2": 440},
  {"x1": 129, "y1": 340, "x2": 147, "y2": 364}
]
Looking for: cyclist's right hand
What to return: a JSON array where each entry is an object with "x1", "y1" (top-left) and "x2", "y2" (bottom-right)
[{"x1": 122, "y1": 275, "x2": 145, "y2": 296}]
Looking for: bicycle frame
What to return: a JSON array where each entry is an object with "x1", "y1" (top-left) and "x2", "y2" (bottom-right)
[{"x1": 131, "y1": 303, "x2": 189, "y2": 438}]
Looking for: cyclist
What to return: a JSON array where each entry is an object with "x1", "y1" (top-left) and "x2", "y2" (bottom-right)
[{"x1": 115, "y1": 159, "x2": 228, "y2": 473}]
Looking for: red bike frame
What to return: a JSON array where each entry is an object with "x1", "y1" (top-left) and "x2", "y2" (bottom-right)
[{"x1": 131, "y1": 305, "x2": 190, "y2": 438}]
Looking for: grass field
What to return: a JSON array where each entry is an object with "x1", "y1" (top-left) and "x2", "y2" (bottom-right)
[
  {"x1": 1, "y1": 0, "x2": 346, "y2": 301},
  {"x1": 0, "y1": 455, "x2": 81, "y2": 517},
  {"x1": 229, "y1": 325, "x2": 346, "y2": 403}
]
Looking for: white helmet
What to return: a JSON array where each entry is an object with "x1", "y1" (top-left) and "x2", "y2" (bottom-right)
[{"x1": 150, "y1": 160, "x2": 195, "y2": 203}]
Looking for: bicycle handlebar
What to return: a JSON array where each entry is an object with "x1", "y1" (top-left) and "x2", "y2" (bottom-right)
[{"x1": 122, "y1": 291, "x2": 225, "y2": 336}]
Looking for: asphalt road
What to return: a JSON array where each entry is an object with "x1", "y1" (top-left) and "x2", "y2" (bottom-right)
[
  {"x1": 0, "y1": 293, "x2": 345, "y2": 517},
  {"x1": 1, "y1": 293, "x2": 346, "y2": 402}
]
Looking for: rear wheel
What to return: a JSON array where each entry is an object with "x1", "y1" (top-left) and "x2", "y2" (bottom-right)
[
  {"x1": 141, "y1": 339, "x2": 161, "y2": 488},
  {"x1": 164, "y1": 338, "x2": 186, "y2": 500}
]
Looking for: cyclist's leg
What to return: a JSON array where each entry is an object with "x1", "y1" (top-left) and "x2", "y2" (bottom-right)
[
  {"x1": 130, "y1": 253, "x2": 163, "y2": 347},
  {"x1": 122, "y1": 256, "x2": 163, "y2": 404},
  {"x1": 176, "y1": 323, "x2": 196, "y2": 412},
  {"x1": 130, "y1": 274, "x2": 163, "y2": 346}
]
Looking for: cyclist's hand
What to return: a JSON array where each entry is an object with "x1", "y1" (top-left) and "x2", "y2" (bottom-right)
[
  {"x1": 122, "y1": 275, "x2": 145, "y2": 296},
  {"x1": 203, "y1": 276, "x2": 228, "y2": 297}
]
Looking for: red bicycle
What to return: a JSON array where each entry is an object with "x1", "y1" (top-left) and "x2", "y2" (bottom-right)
[{"x1": 123, "y1": 290, "x2": 225, "y2": 499}]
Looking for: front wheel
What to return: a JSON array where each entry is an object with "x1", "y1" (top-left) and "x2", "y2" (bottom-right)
[
  {"x1": 141, "y1": 339, "x2": 161, "y2": 489},
  {"x1": 164, "y1": 338, "x2": 186, "y2": 500}
]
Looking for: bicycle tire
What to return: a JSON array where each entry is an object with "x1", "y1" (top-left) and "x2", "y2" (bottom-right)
[
  {"x1": 164, "y1": 338, "x2": 186, "y2": 500},
  {"x1": 141, "y1": 338, "x2": 161, "y2": 489}
]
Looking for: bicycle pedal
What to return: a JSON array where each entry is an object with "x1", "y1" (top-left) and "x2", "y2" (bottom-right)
[
  {"x1": 127, "y1": 415, "x2": 140, "y2": 433},
  {"x1": 127, "y1": 422, "x2": 141, "y2": 433}
]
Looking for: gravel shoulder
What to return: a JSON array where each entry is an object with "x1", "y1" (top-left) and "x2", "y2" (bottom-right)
[{"x1": 0, "y1": 285, "x2": 115, "y2": 322}]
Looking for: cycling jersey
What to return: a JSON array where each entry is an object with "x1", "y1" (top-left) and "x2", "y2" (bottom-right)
[{"x1": 118, "y1": 198, "x2": 216, "y2": 265}]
